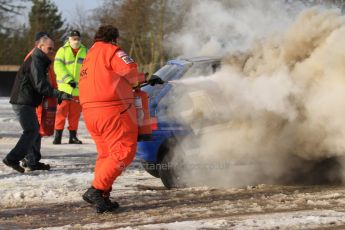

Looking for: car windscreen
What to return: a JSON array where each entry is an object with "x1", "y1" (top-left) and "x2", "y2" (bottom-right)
[
  {"x1": 154, "y1": 64, "x2": 182, "y2": 81},
  {"x1": 156, "y1": 60, "x2": 221, "y2": 124},
  {"x1": 142, "y1": 64, "x2": 184, "y2": 98}
]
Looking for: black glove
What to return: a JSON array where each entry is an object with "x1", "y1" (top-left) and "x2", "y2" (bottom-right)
[
  {"x1": 57, "y1": 92, "x2": 72, "y2": 105},
  {"x1": 68, "y1": 80, "x2": 77, "y2": 88},
  {"x1": 148, "y1": 75, "x2": 165, "y2": 86}
]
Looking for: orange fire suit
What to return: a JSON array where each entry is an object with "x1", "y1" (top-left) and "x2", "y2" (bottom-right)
[
  {"x1": 54, "y1": 97, "x2": 81, "y2": 131},
  {"x1": 79, "y1": 41, "x2": 145, "y2": 191}
]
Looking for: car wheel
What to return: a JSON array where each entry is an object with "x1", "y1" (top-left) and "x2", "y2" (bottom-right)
[
  {"x1": 158, "y1": 139, "x2": 186, "y2": 189},
  {"x1": 140, "y1": 160, "x2": 160, "y2": 178}
]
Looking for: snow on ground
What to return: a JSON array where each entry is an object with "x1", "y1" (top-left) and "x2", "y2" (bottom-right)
[
  {"x1": 1, "y1": 97, "x2": 345, "y2": 229},
  {"x1": 0, "y1": 97, "x2": 161, "y2": 224}
]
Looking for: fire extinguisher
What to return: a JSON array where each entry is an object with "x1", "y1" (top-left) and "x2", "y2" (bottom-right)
[
  {"x1": 134, "y1": 88, "x2": 152, "y2": 141},
  {"x1": 36, "y1": 65, "x2": 58, "y2": 136},
  {"x1": 36, "y1": 97, "x2": 57, "y2": 136}
]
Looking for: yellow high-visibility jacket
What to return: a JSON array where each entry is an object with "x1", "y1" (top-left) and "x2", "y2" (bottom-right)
[{"x1": 54, "y1": 42, "x2": 87, "y2": 96}]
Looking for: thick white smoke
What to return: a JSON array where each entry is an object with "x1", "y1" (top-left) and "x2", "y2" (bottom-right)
[
  {"x1": 166, "y1": 0, "x2": 303, "y2": 57},
  {"x1": 164, "y1": 0, "x2": 345, "y2": 187}
]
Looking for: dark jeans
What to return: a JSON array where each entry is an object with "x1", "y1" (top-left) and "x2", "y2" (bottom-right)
[{"x1": 6, "y1": 104, "x2": 41, "y2": 167}]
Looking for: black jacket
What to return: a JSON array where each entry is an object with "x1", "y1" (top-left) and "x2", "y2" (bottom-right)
[{"x1": 10, "y1": 48, "x2": 60, "y2": 107}]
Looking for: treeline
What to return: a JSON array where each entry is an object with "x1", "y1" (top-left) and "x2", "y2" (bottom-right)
[
  {"x1": 1, "y1": 0, "x2": 345, "y2": 73},
  {"x1": 0, "y1": 0, "x2": 66, "y2": 66},
  {"x1": 0, "y1": 0, "x2": 189, "y2": 74}
]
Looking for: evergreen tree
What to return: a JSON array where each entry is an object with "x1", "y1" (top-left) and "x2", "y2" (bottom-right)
[
  {"x1": 28, "y1": 0, "x2": 66, "y2": 48},
  {"x1": 0, "y1": 26, "x2": 28, "y2": 64}
]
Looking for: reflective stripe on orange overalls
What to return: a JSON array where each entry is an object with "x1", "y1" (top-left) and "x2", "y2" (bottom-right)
[{"x1": 79, "y1": 41, "x2": 145, "y2": 191}]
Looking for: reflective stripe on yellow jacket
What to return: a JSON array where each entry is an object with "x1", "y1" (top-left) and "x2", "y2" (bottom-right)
[{"x1": 54, "y1": 42, "x2": 87, "y2": 96}]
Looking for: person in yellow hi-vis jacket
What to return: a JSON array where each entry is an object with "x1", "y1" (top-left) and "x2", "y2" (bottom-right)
[{"x1": 53, "y1": 30, "x2": 87, "y2": 144}]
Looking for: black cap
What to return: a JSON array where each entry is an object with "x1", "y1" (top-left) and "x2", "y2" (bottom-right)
[
  {"x1": 35, "y1": 31, "x2": 48, "y2": 41},
  {"x1": 69, "y1": 30, "x2": 81, "y2": 37}
]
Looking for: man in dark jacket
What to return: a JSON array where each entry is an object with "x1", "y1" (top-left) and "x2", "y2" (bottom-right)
[{"x1": 2, "y1": 35, "x2": 71, "y2": 173}]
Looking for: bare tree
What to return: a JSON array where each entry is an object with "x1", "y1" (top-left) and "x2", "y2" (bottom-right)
[
  {"x1": 0, "y1": 0, "x2": 29, "y2": 31},
  {"x1": 90, "y1": 0, "x2": 187, "y2": 74},
  {"x1": 0, "y1": 0, "x2": 29, "y2": 64},
  {"x1": 0, "y1": 0, "x2": 27, "y2": 14}
]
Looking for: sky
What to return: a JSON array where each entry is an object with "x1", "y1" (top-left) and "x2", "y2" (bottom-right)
[
  {"x1": 18, "y1": 0, "x2": 103, "y2": 24},
  {"x1": 50, "y1": 0, "x2": 102, "y2": 22}
]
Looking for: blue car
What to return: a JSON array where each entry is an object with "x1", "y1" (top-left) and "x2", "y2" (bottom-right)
[{"x1": 136, "y1": 56, "x2": 221, "y2": 188}]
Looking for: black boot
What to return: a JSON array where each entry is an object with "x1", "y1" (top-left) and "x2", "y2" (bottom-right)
[
  {"x1": 82, "y1": 187, "x2": 116, "y2": 213},
  {"x1": 3, "y1": 158, "x2": 25, "y2": 173},
  {"x1": 99, "y1": 188, "x2": 119, "y2": 210},
  {"x1": 22, "y1": 158, "x2": 50, "y2": 171},
  {"x1": 103, "y1": 198, "x2": 119, "y2": 211},
  {"x1": 83, "y1": 189, "x2": 119, "y2": 211},
  {"x1": 69, "y1": 130, "x2": 82, "y2": 144},
  {"x1": 28, "y1": 162, "x2": 51, "y2": 171},
  {"x1": 83, "y1": 187, "x2": 119, "y2": 211},
  {"x1": 53, "y1": 130, "x2": 63, "y2": 145}
]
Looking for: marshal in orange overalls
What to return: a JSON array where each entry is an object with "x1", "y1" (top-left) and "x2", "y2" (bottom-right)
[{"x1": 79, "y1": 41, "x2": 145, "y2": 191}]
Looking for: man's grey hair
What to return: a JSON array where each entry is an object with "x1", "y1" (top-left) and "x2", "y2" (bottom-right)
[{"x1": 37, "y1": 35, "x2": 53, "y2": 45}]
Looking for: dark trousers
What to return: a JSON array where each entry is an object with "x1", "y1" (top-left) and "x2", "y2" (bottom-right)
[{"x1": 6, "y1": 104, "x2": 41, "y2": 167}]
